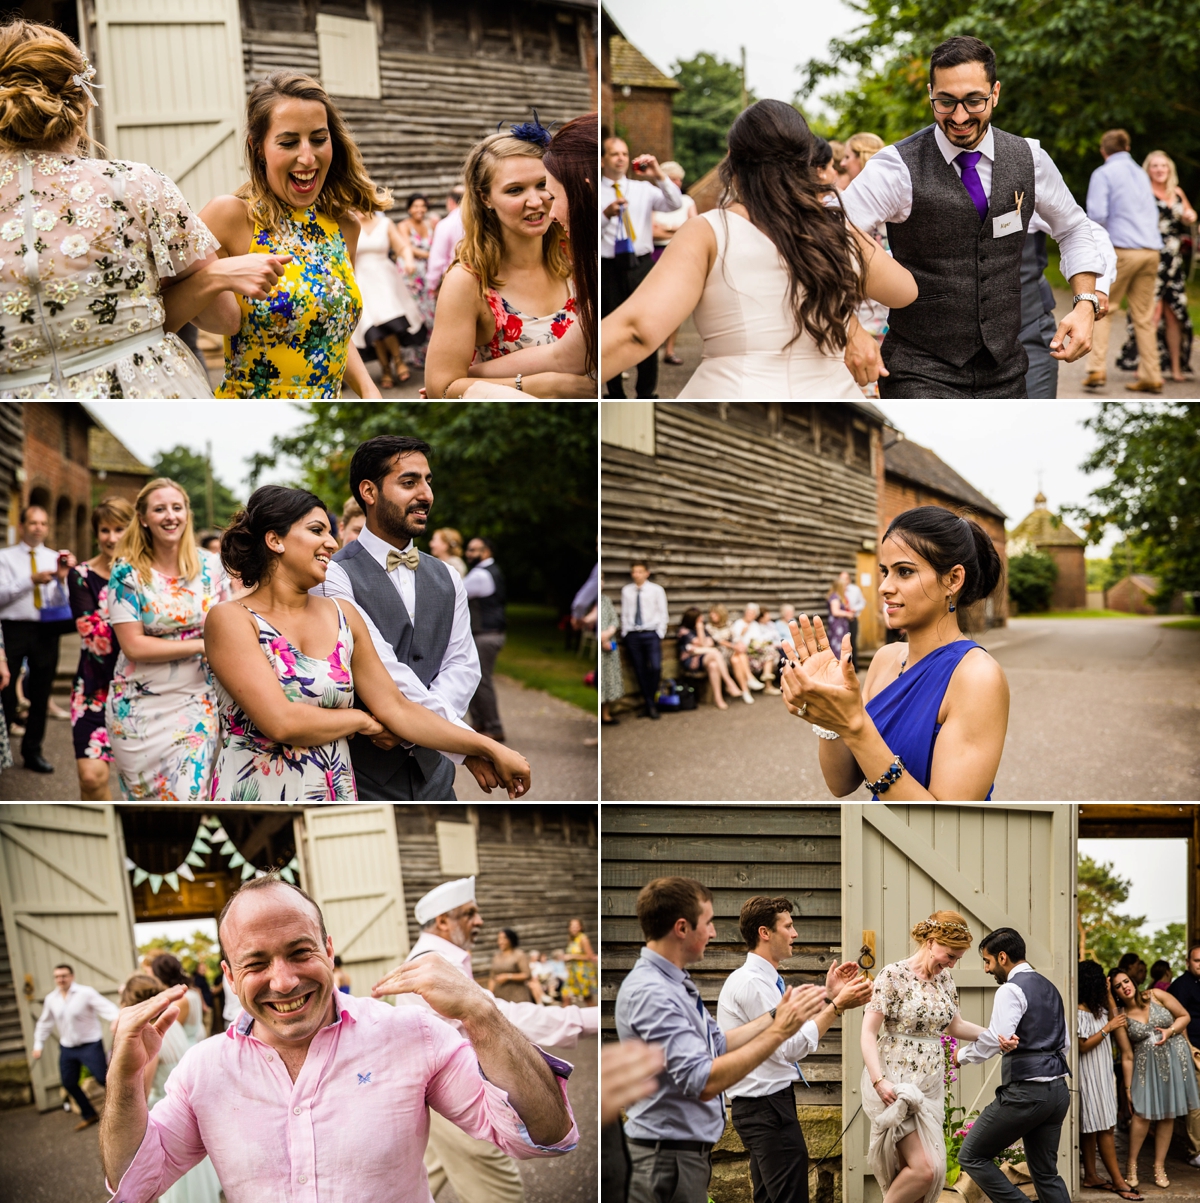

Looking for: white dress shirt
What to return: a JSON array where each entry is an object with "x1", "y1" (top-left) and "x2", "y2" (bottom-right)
[
  {"x1": 33, "y1": 981, "x2": 119, "y2": 1050},
  {"x1": 314, "y1": 525, "x2": 480, "y2": 762},
  {"x1": 0, "y1": 541, "x2": 69, "y2": 621},
  {"x1": 840, "y1": 124, "x2": 1103, "y2": 283},
  {"x1": 463, "y1": 556, "x2": 497, "y2": 599},
  {"x1": 620, "y1": 580, "x2": 669, "y2": 639},
  {"x1": 717, "y1": 953, "x2": 822, "y2": 1099},
  {"x1": 601, "y1": 174, "x2": 683, "y2": 258},
  {"x1": 1028, "y1": 213, "x2": 1117, "y2": 295},
  {"x1": 845, "y1": 583, "x2": 867, "y2": 618},
  {"x1": 956, "y1": 962, "x2": 1068, "y2": 1080}
]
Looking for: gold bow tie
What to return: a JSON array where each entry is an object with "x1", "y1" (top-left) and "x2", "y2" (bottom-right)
[{"x1": 386, "y1": 546, "x2": 420, "y2": 572}]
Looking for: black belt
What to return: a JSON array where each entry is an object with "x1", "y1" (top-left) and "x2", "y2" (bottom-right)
[{"x1": 628, "y1": 1138, "x2": 713, "y2": 1153}]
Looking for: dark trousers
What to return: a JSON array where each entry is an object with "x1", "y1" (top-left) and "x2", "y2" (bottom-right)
[
  {"x1": 958, "y1": 1078, "x2": 1070, "y2": 1203},
  {"x1": 848, "y1": 617, "x2": 859, "y2": 669},
  {"x1": 1, "y1": 619, "x2": 60, "y2": 761},
  {"x1": 353, "y1": 748, "x2": 457, "y2": 801},
  {"x1": 731, "y1": 1088, "x2": 810, "y2": 1203},
  {"x1": 59, "y1": 1039, "x2": 108, "y2": 1120},
  {"x1": 1021, "y1": 311, "x2": 1060, "y2": 398},
  {"x1": 879, "y1": 336, "x2": 1028, "y2": 398},
  {"x1": 627, "y1": 1142, "x2": 712, "y2": 1203},
  {"x1": 602, "y1": 254, "x2": 659, "y2": 397},
  {"x1": 468, "y1": 630, "x2": 506, "y2": 737},
  {"x1": 623, "y1": 630, "x2": 662, "y2": 711}
]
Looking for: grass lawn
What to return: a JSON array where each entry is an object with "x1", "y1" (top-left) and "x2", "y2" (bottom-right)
[
  {"x1": 1010, "y1": 609, "x2": 1154, "y2": 619},
  {"x1": 494, "y1": 603, "x2": 596, "y2": 712},
  {"x1": 1162, "y1": 617, "x2": 1200, "y2": 630}
]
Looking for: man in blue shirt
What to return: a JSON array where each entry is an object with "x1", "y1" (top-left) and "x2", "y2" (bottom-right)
[
  {"x1": 1085, "y1": 128, "x2": 1164, "y2": 392},
  {"x1": 615, "y1": 877, "x2": 827, "y2": 1203}
]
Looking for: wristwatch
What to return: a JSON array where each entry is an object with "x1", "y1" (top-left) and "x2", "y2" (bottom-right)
[
  {"x1": 1072, "y1": 292, "x2": 1100, "y2": 317},
  {"x1": 769, "y1": 1006, "x2": 777, "y2": 1020}
]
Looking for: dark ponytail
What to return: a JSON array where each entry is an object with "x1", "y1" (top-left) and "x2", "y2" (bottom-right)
[
  {"x1": 883, "y1": 506, "x2": 1002, "y2": 609},
  {"x1": 221, "y1": 485, "x2": 328, "y2": 589}
]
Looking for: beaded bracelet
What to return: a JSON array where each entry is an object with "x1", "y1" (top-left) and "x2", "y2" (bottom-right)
[
  {"x1": 864, "y1": 755, "x2": 905, "y2": 796},
  {"x1": 812, "y1": 724, "x2": 839, "y2": 740}
]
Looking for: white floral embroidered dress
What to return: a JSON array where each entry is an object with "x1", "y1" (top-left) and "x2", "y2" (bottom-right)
[{"x1": 0, "y1": 151, "x2": 216, "y2": 397}]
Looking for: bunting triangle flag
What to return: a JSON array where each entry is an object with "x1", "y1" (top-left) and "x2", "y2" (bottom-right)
[
  {"x1": 124, "y1": 856, "x2": 136, "y2": 871},
  {"x1": 132, "y1": 867, "x2": 149, "y2": 887},
  {"x1": 204, "y1": 816, "x2": 221, "y2": 830},
  {"x1": 191, "y1": 838, "x2": 211, "y2": 854},
  {"x1": 148, "y1": 874, "x2": 164, "y2": 894},
  {"x1": 241, "y1": 862, "x2": 256, "y2": 880},
  {"x1": 185, "y1": 851, "x2": 206, "y2": 868},
  {"x1": 254, "y1": 870, "x2": 267, "y2": 879},
  {"x1": 211, "y1": 828, "x2": 229, "y2": 843},
  {"x1": 286, "y1": 857, "x2": 300, "y2": 872},
  {"x1": 220, "y1": 841, "x2": 237, "y2": 856},
  {"x1": 280, "y1": 866, "x2": 296, "y2": 883},
  {"x1": 176, "y1": 863, "x2": 196, "y2": 882},
  {"x1": 164, "y1": 872, "x2": 180, "y2": 893},
  {"x1": 228, "y1": 851, "x2": 245, "y2": 869}
]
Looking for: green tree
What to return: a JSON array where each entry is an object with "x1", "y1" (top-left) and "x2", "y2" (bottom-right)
[
  {"x1": 797, "y1": 0, "x2": 1200, "y2": 200},
  {"x1": 152, "y1": 446, "x2": 243, "y2": 530},
  {"x1": 1078, "y1": 855, "x2": 1146, "y2": 965},
  {"x1": 137, "y1": 929, "x2": 221, "y2": 979},
  {"x1": 671, "y1": 52, "x2": 756, "y2": 185},
  {"x1": 248, "y1": 402, "x2": 596, "y2": 612},
  {"x1": 1007, "y1": 550, "x2": 1057, "y2": 613}
]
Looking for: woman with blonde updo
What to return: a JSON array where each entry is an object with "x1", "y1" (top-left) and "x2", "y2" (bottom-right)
[{"x1": 860, "y1": 912, "x2": 1016, "y2": 1203}]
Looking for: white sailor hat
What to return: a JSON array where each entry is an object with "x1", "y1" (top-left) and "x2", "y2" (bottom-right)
[{"x1": 414, "y1": 877, "x2": 476, "y2": 925}]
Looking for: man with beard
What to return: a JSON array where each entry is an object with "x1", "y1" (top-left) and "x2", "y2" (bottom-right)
[
  {"x1": 464, "y1": 536, "x2": 507, "y2": 742},
  {"x1": 315, "y1": 435, "x2": 488, "y2": 801},
  {"x1": 390, "y1": 878, "x2": 600, "y2": 1203},
  {"x1": 840, "y1": 36, "x2": 1104, "y2": 397}
]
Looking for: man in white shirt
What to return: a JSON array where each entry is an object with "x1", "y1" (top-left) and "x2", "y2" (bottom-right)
[
  {"x1": 600, "y1": 136, "x2": 683, "y2": 398},
  {"x1": 426, "y1": 185, "x2": 465, "y2": 294},
  {"x1": 620, "y1": 561, "x2": 669, "y2": 719},
  {"x1": 463, "y1": 536, "x2": 506, "y2": 741},
  {"x1": 837, "y1": 572, "x2": 867, "y2": 669},
  {"x1": 954, "y1": 928, "x2": 1071, "y2": 1203},
  {"x1": 718, "y1": 899, "x2": 872, "y2": 1203},
  {"x1": 314, "y1": 435, "x2": 487, "y2": 801},
  {"x1": 32, "y1": 963, "x2": 119, "y2": 1129},
  {"x1": 840, "y1": 36, "x2": 1102, "y2": 397},
  {"x1": 0, "y1": 504, "x2": 76, "y2": 773}
]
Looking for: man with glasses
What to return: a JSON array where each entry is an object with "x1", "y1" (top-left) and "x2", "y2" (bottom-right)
[{"x1": 841, "y1": 36, "x2": 1103, "y2": 397}]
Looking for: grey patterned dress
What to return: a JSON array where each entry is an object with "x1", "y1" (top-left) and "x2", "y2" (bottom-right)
[
  {"x1": 1128, "y1": 999, "x2": 1200, "y2": 1120},
  {"x1": 599, "y1": 594, "x2": 623, "y2": 705}
]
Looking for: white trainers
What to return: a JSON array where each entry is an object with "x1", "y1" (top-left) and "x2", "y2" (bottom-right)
[
  {"x1": 742, "y1": 691, "x2": 754, "y2": 704},
  {"x1": 747, "y1": 677, "x2": 764, "y2": 691},
  {"x1": 1188, "y1": 1154, "x2": 1200, "y2": 1168}
]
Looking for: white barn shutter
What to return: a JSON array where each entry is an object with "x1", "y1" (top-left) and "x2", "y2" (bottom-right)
[
  {"x1": 93, "y1": 0, "x2": 246, "y2": 211},
  {"x1": 0, "y1": 804, "x2": 137, "y2": 1111},
  {"x1": 316, "y1": 14, "x2": 382, "y2": 100},
  {"x1": 302, "y1": 805, "x2": 408, "y2": 999},
  {"x1": 841, "y1": 803, "x2": 1078, "y2": 1203}
]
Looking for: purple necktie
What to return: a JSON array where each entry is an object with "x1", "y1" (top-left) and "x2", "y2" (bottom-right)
[{"x1": 956, "y1": 150, "x2": 989, "y2": 222}]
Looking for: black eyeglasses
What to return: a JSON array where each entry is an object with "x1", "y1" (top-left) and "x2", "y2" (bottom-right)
[{"x1": 930, "y1": 95, "x2": 992, "y2": 115}]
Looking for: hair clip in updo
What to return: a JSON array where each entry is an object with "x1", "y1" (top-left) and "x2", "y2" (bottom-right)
[
  {"x1": 71, "y1": 61, "x2": 103, "y2": 107},
  {"x1": 501, "y1": 108, "x2": 554, "y2": 148}
]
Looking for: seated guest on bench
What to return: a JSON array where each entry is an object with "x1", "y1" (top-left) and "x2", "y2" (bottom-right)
[{"x1": 677, "y1": 608, "x2": 744, "y2": 710}]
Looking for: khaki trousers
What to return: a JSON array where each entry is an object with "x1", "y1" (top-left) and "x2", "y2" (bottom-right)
[
  {"x1": 1185, "y1": 1106, "x2": 1200, "y2": 1158},
  {"x1": 424, "y1": 1108, "x2": 524, "y2": 1203},
  {"x1": 1088, "y1": 247, "x2": 1163, "y2": 384}
]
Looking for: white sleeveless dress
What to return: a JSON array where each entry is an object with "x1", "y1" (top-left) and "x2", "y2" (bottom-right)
[
  {"x1": 351, "y1": 212, "x2": 422, "y2": 349},
  {"x1": 679, "y1": 209, "x2": 863, "y2": 398},
  {"x1": 150, "y1": 1021, "x2": 222, "y2": 1203}
]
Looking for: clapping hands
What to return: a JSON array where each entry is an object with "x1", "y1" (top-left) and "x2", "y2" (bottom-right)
[{"x1": 780, "y1": 615, "x2": 864, "y2": 735}]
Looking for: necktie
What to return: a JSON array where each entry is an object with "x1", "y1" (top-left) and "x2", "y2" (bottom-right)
[
  {"x1": 777, "y1": 975, "x2": 810, "y2": 1086},
  {"x1": 30, "y1": 548, "x2": 41, "y2": 609},
  {"x1": 634, "y1": 587, "x2": 643, "y2": 628},
  {"x1": 956, "y1": 151, "x2": 989, "y2": 222},
  {"x1": 386, "y1": 546, "x2": 420, "y2": 572},
  {"x1": 613, "y1": 181, "x2": 637, "y2": 242}
]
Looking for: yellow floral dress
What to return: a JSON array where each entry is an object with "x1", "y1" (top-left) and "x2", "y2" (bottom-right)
[{"x1": 217, "y1": 207, "x2": 362, "y2": 398}]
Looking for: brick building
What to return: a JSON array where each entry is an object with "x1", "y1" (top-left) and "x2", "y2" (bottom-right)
[
  {"x1": 1, "y1": 404, "x2": 22, "y2": 547},
  {"x1": 881, "y1": 433, "x2": 1009, "y2": 629},
  {"x1": 1106, "y1": 574, "x2": 1186, "y2": 615},
  {"x1": 1008, "y1": 492, "x2": 1086, "y2": 611},
  {"x1": 20, "y1": 403, "x2": 93, "y2": 560},
  {"x1": 606, "y1": 18, "x2": 679, "y2": 162}
]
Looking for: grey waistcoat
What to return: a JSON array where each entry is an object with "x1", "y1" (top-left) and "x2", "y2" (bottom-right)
[
  {"x1": 1020, "y1": 230, "x2": 1055, "y2": 328},
  {"x1": 332, "y1": 540, "x2": 456, "y2": 782},
  {"x1": 1002, "y1": 969, "x2": 1069, "y2": 1085},
  {"x1": 886, "y1": 125, "x2": 1036, "y2": 367}
]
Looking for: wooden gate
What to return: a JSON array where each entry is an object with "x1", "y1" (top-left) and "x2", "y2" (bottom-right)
[
  {"x1": 93, "y1": 0, "x2": 246, "y2": 210},
  {"x1": 301, "y1": 805, "x2": 409, "y2": 999},
  {"x1": 0, "y1": 804, "x2": 137, "y2": 1111},
  {"x1": 841, "y1": 804, "x2": 1077, "y2": 1203}
]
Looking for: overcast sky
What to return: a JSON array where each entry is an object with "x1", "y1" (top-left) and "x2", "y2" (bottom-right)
[
  {"x1": 606, "y1": 0, "x2": 862, "y2": 108},
  {"x1": 877, "y1": 401, "x2": 1118, "y2": 555},
  {"x1": 1079, "y1": 839, "x2": 1188, "y2": 933}
]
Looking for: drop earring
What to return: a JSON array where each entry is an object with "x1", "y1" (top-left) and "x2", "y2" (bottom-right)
[{"x1": 948, "y1": 595, "x2": 956, "y2": 613}]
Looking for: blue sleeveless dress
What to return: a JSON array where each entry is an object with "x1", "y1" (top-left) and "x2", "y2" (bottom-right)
[{"x1": 864, "y1": 641, "x2": 993, "y2": 800}]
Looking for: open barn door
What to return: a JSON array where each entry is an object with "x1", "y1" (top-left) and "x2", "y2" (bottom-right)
[
  {"x1": 841, "y1": 804, "x2": 1077, "y2": 1203},
  {"x1": 0, "y1": 804, "x2": 136, "y2": 1111},
  {"x1": 301, "y1": 805, "x2": 410, "y2": 999}
]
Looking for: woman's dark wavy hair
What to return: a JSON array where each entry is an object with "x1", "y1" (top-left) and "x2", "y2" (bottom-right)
[
  {"x1": 221, "y1": 485, "x2": 329, "y2": 589},
  {"x1": 718, "y1": 99, "x2": 864, "y2": 354},
  {"x1": 883, "y1": 505, "x2": 1003, "y2": 612},
  {"x1": 501, "y1": 927, "x2": 520, "y2": 949},
  {"x1": 149, "y1": 953, "x2": 190, "y2": 991},
  {"x1": 1078, "y1": 959, "x2": 1110, "y2": 1017},
  {"x1": 543, "y1": 112, "x2": 598, "y2": 379},
  {"x1": 1108, "y1": 965, "x2": 1142, "y2": 1010}
]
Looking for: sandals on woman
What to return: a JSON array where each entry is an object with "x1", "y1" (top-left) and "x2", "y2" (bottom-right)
[
  {"x1": 1091, "y1": 1181, "x2": 1143, "y2": 1201},
  {"x1": 1152, "y1": 1167, "x2": 1169, "y2": 1190}
]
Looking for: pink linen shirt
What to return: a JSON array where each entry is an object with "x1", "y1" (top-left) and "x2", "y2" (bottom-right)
[{"x1": 107, "y1": 989, "x2": 577, "y2": 1203}]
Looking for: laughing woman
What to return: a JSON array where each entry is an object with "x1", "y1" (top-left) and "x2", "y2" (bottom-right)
[{"x1": 781, "y1": 506, "x2": 1008, "y2": 800}]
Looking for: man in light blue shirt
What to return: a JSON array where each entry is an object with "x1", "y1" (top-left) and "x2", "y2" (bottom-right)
[{"x1": 1085, "y1": 128, "x2": 1164, "y2": 392}]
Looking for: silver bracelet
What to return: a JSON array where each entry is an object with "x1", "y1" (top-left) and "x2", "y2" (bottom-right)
[
  {"x1": 812, "y1": 724, "x2": 839, "y2": 740},
  {"x1": 514, "y1": 373, "x2": 523, "y2": 392}
]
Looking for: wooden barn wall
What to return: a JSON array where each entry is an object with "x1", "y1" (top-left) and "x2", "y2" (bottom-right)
[
  {"x1": 601, "y1": 805, "x2": 843, "y2": 1106},
  {"x1": 242, "y1": 0, "x2": 595, "y2": 210},
  {"x1": 601, "y1": 403, "x2": 883, "y2": 624},
  {"x1": 0, "y1": 402, "x2": 22, "y2": 539},
  {"x1": 394, "y1": 805, "x2": 596, "y2": 981}
]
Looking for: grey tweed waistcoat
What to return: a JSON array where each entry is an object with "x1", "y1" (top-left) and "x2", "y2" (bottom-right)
[
  {"x1": 886, "y1": 125, "x2": 1036, "y2": 368},
  {"x1": 332, "y1": 540, "x2": 455, "y2": 782}
]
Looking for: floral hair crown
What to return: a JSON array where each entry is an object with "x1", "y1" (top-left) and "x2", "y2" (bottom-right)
[
  {"x1": 72, "y1": 60, "x2": 103, "y2": 107},
  {"x1": 501, "y1": 108, "x2": 555, "y2": 148},
  {"x1": 915, "y1": 918, "x2": 972, "y2": 939}
]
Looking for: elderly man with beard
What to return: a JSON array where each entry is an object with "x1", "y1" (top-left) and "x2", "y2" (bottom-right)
[
  {"x1": 314, "y1": 434, "x2": 489, "y2": 801},
  {"x1": 379, "y1": 878, "x2": 599, "y2": 1203},
  {"x1": 100, "y1": 875, "x2": 576, "y2": 1203}
]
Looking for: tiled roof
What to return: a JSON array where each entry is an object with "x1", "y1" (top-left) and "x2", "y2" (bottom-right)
[
  {"x1": 1009, "y1": 495, "x2": 1085, "y2": 547},
  {"x1": 610, "y1": 35, "x2": 680, "y2": 90},
  {"x1": 85, "y1": 411, "x2": 153, "y2": 477},
  {"x1": 883, "y1": 436, "x2": 1006, "y2": 520}
]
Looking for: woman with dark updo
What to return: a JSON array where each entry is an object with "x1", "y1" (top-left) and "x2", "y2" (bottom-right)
[
  {"x1": 204, "y1": 485, "x2": 530, "y2": 801},
  {"x1": 781, "y1": 506, "x2": 1009, "y2": 800}
]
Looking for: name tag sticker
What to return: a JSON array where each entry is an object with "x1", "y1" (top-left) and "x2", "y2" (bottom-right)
[{"x1": 993, "y1": 210, "x2": 1023, "y2": 238}]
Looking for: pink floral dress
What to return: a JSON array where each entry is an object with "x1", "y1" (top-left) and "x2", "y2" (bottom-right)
[
  {"x1": 476, "y1": 287, "x2": 576, "y2": 361},
  {"x1": 67, "y1": 561, "x2": 118, "y2": 761},
  {"x1": 210, "y1": 601, "x2": 358, "y2": 801}
]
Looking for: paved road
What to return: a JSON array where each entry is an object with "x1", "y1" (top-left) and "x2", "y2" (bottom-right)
[
  {"x1": 601, "y1": 617, "x2": 1200, "y2": 801},
  {"x1": 0, "y1": 1033, "x2": 596, "y2": 1203}
]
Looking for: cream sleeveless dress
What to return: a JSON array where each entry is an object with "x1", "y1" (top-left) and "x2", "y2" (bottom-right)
[
  {"x1": 351, "y1": 212, "x2": 422, "y2": 350},
  {"x1": 679, "y1": 209, "x2": 863, "y2": 398}
]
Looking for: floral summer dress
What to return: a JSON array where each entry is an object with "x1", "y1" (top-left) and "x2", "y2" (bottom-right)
[
  {"x1": 476, "y1": 286, "x2": 576, "y2": 362},
  {"x1": 210, "y1": 601, "x2": 358, "y2": 801},
  {"x1": 0, "y1": 153, "x2": 216, "y2": 397},
  {"x1": 68, "y1": 562, "x2": 119, "y2": 761},
  {"x1": 565, "y1": 932, "x2": 597, "y2": 1002},
  {"x1": 105, "y1": 551, "x2": 230, "y2": 800},
  {"x1": 1127, "y1": 998, "x2": 1200, "y2": 1120},
  {"x1": 217, "y1": 207, "x2": 362, "y2": 398}
]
